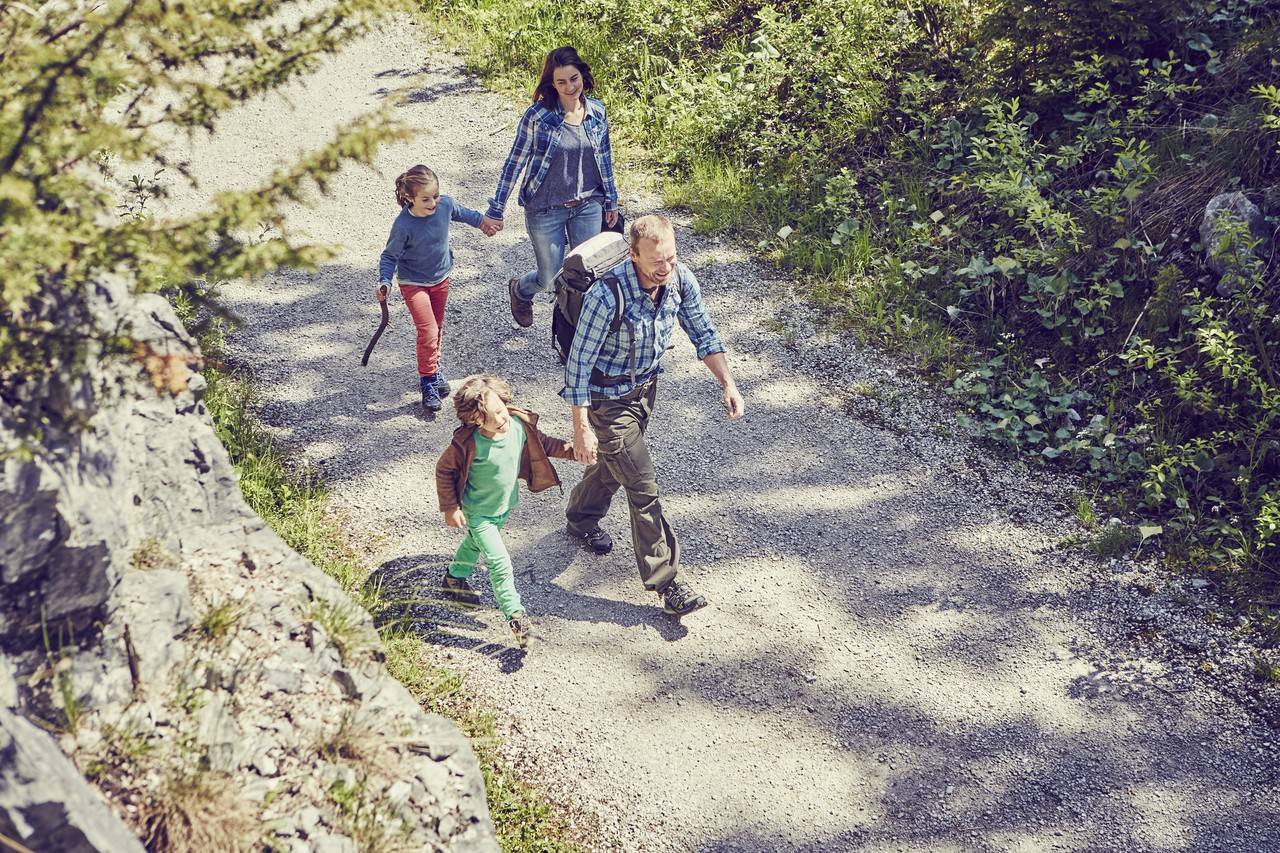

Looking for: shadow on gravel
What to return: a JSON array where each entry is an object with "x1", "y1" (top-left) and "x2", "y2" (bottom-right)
[
  {"x1": 660, "y1": 649, "x2": 1280, "y2": 850},
  {"x1": 367, "y1": 553, "x2": 541, "y2": 673},
  {"x1": 395, "y1": 78, "x2": 486, "y2": 105},
  {"x1": 515, "y1": 530, "x2": 692, "y2": 641}
]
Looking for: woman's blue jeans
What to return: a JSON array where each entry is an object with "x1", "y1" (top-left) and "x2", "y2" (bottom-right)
[{"x1": 515, "y1": 199, "x2": 603, "y2": 302}]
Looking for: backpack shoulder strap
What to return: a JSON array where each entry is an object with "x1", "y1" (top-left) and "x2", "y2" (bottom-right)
[
  {"x1": 602, "y1": 274, "x2": 626, "y2": 333},
  {"x1": 600, "y1": 273, "x2": 636, "y2": 385}
]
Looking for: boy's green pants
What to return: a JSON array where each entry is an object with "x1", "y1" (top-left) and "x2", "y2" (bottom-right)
[{"x1": 447, "y1": 510, "x2": 522, "y2": 619}]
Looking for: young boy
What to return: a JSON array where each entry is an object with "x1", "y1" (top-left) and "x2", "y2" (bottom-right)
[{"x1": 435, "y1": 375, "x2": 575, "y2": 646}]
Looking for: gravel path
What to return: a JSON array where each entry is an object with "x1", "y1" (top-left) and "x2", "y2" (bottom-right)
[{"x1": 171, "y1": 15, "x2": 1280, "y2": 852}]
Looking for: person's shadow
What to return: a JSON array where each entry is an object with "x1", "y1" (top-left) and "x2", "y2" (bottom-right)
[
  {"x1": 367, "y1": 553, "x2": 532, "y2": 672},
  {"x1": 515, "y1": 529, "x2": 691, "y2": 642},
  {"x1": 368, "y1": 541, "x2": 690, "y2": 674}
]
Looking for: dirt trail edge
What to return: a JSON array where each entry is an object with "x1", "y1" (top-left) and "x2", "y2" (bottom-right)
[{"x1": 173, "y1": 15, "x2": 1279, "y2": 853}]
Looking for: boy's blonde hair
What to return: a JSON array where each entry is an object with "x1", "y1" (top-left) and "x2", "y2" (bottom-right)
[
  {"x1": 394, "y1": 164, "x2": 438, "y2": 208},
  {"x1": 453, "y1": 374, "x2": 513, "y2": 425},
  {"x1": 628, "y1": 214, "x2": 674, "y2": 250}
]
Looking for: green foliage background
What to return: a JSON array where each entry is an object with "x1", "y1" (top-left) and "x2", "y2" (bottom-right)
[{"x1": 424, "y1": 0, "x2": 1280, "y2": 590}]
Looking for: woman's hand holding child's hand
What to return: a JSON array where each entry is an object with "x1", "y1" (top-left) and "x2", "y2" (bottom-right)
[
  {"x1": 444, "y1": 508, "x2": 467, "y2": 528},
  {"x1": 480, "y1": 215, "x2": 503, "y2": 237}
]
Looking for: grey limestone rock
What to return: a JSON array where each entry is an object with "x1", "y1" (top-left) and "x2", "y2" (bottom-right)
[
  {"x1": 0, "y1": 670, "x2": 144, "y2": 853},
  {"x1": 1200, "y1": 191, "x2": 1269, "y2": 291}
]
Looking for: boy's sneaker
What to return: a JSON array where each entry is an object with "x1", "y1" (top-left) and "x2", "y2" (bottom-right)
[
  {"x1": 660, "y1": 581, "x2": 708, "y2": 616},
  {"x1": 570, "y1": 526, "x2": 613, "y2": 555},
  {"x1": 508, "y1": 278, "x2": 533, "y2": 328},
  {"x1": 433, "y1": 373, "x2": 450, "y2": 398},
  {"x1": 441, "y1": 571, "x2": 480, "y2": 608},
  {"x1": 508, "y1": 612, "x2": 532, "y2": 648},
  {"x1": 420, "y1": 375, "x2": 443, "y2": 413}
]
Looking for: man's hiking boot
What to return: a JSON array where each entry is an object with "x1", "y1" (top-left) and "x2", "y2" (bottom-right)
[
  {"x1": 441, "y1": 571, "x2": 480, "y2": 608},
  {"x1": 508, "y1": 611, "x2": 532, "y2": 648},
  {"x1": 571, "y1": 526, "x2": 613, "y2": 555},
  {"x1": 660, "y1": 580, "x2": 708, "y2": 616},
  {"x1": 420, "y1": 375, "x2": 443, "y2": 413},
  {"x1": 508, "y1": 277, "x2": 533, "y2": 328}
]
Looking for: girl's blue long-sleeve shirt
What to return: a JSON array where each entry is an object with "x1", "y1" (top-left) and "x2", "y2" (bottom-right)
[{"x1": 378, "y1": 196, "x2": 483, "y2": 286}]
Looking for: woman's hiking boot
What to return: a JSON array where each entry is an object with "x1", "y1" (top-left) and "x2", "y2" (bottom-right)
[
  {"x1": 508, "y1": 278, "x2": 533, "y2": 328},
  {"x1": 420, "y1": 374, "x2": 443, "y2": 413},
  {"x1": 508, "y1": 611, "x2": 532, "y2": 648},
  {"x1": 441, "y1": 570, "x2": 480, "y2": 608},
  {"x1": 660, "y1": 580, "x2": 708, "y2": 616},
  {"x1": 570, "y1": 526, "x2": 613, "y2": 555}
]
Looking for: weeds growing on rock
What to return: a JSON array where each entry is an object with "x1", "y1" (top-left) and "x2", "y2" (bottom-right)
[
  {"x1": 139, "y1": 768, "x2": 255, "y2": 853},
  {"x1": 315, "y1": 709, "x2": 382, "y2": 765},
  {"x1": 1252, "y1": 656, "x2": 1280, "y2": 684},
  {"x1": 34, "y1": 616, "x2": 85, "y2": 736},
  {"x1": 305, "y1": 597, "x2": 374, "y2": 665},
  {"x1": 196, "y1": 599, "x2": 245, "y2": 643},
  {"x1": 327, "y1": 774, "x2": 412, "y2": 853},
  {"x1": 130, "y1": 537, "x2": 176, "y2": 571}
]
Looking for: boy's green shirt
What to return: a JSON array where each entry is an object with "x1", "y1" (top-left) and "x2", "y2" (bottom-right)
[{"x1": 460, "y1": 417, "x2": 526, "y2": 517}]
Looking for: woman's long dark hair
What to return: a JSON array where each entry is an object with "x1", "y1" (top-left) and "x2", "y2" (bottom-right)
[{"x1": 532, "y1": 45, "x2": 594, "y2": 109}]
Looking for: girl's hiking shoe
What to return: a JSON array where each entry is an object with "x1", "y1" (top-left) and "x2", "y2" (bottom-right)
[
  {"x1": 441, "y1": 571, "x2": 480, "y2": 608},
  {"x1": 420, "y1": 375, "x2": 443, "y2": 413},
  {"x1": 571, "y1": 526, "x2": 613, "y2": 555},
  {"x1": 661, "y1": 581, "x2": 708, "y2": 616},
  {"x1": 433, "y1": 373, "x2": 450, "y2": 398},
  {"x1": 508, "y1": 612, "x2": 532, "y2": 648}
]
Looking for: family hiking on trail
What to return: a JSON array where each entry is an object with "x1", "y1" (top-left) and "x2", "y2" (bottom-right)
[{"x1": 374, "y1": 45, "x2": 744, "y2": 646}]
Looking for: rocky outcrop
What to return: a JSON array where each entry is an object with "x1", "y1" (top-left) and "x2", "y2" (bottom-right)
[{"x1": 0, "y1": 278, "x2": 496, "y2": 851}]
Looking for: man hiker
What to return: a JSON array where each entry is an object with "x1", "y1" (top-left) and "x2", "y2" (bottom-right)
[{"x1": 561, "y1": 214, "x2": 745, "y2": 616}]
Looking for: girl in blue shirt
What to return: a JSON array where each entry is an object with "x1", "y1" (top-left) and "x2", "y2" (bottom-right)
[{"x1": 378, "y1": 165, "x2": 496, "y2": 412}]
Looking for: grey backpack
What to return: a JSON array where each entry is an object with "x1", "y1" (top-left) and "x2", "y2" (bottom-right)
[{"x1": 551, "y1": 231, "x2": 630, "y2": 366}]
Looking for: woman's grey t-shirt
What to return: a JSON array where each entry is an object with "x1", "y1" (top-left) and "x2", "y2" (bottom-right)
[{"x1": 527, "y1": 119, "x2": 604, "y2": 211}]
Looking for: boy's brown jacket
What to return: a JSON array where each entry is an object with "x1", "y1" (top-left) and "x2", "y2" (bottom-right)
[{"x1": 435, "y1": 407, "x2": 574, "y2": 513}]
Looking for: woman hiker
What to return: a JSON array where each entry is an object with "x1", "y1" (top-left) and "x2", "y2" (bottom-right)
[{"x1": 484, "y1": 45, "x2": 621, "y2": 330}]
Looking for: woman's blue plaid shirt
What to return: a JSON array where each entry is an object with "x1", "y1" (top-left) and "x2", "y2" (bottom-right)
[
  {"x1": 486, "y1": 97, "x2": 619, "y2": 220},
  {"x1": 561, "y1": 260, "x2": 725, "y2": 407}
]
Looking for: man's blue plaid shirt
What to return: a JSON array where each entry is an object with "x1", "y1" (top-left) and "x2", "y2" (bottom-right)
[
  {"x1": 561, "y1": 259, "x2": 725, "y2": 407},
  {"x1": 486, "y1": 97, "x2": 619, "y2": 220}
]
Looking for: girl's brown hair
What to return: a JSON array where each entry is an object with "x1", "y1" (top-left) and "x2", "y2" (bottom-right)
[
  {"x1": 453, "y1": 374, "x2": 514, "y2": 425},
  {"x1": 394, "y1": 164, "x2": 437, "y2": 208},
  {"x1": 532, "y1": 46, "x2": 594, "y2": 110}
]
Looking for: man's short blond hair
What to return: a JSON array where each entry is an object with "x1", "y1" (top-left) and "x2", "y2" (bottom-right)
[
  {"x1": 628, "y1": 214, "x2": 675, "y2": 250},
  {"x1": 453, "y1": 374, "x2": 513, "y2": 425}
]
